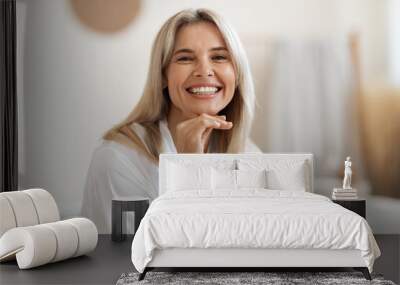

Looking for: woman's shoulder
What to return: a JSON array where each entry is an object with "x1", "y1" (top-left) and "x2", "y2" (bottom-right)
[
  {"x1": 92, "y1": 120, "x2": 167, "y2": 166},
  {"x1": 89, "y1": 140, "x2": 128, "y2": 171},
  {"x1": 98, "y1": 121, "x2": 147, "y2": 154},
  {"x1": 92, "y1": 139, "x2": 126, "y2": 155},
  {"x1": 89, "y1": 137, "x2": 151, "y2": 173}
]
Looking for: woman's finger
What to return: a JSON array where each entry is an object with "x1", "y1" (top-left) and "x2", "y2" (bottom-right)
[
  {"x1": 179, "y1": 114, "x2": 229, "y2": 131},
  {"x1": 199, "y1": 113, "x2": 232, "y2": 127},
  {"x1": 196, "y1": 117, "x2": 232, "y2": 131}
]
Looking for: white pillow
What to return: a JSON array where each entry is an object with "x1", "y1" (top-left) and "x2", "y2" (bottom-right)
[
  {"x1": 267, "y1": 166, "x2": 306, "y2": 191},
  {"x1": 236, "y1": 169, "x2": 268, "y2": 188},
  {"x1": 167, "y1": 162, "x2": 213, "y2": 191},
  {"x1": 212, "y1": 169, "x2": 237, "y2": 190},
  {"x1": 212, "y1": 168, "x2": 268, "y2": 190},
  {"x1": 238, "y1": 159, "x2": 307, "y2": 191}
]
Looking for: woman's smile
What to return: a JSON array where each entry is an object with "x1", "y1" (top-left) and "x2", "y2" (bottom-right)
[{"x1": 185, "y1": 83, "x2": 224, "y2": 99}]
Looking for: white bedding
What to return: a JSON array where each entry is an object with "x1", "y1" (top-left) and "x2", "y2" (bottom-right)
[{"x1": 131, "y1": 189, "x2": 380, "y2": 273}]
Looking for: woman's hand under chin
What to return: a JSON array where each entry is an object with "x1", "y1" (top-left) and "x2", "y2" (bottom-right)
[{"x1": 174, "y1": 113, "x2": 233, "y2": 153}]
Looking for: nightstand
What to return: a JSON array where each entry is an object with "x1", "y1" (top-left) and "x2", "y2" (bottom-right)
[
  {"x1": 332, "y1": 199, "x2": 366, "y2": 218},
  {"x1": 112, "y1": 198, "x2": 149, "y2": 242}
]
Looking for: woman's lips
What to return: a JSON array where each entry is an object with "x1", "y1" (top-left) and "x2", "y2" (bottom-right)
[
  {"x1": 185, "y1": 89, "x2": 222, "y2": 99},
  {"x1": 185, "y1": 86, "x2": 223, "y2": 99}
]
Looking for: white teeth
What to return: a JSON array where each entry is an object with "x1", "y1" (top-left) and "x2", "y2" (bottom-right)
[{"x1": 188, "y1": 86, "x2": 219, "y2": 94}]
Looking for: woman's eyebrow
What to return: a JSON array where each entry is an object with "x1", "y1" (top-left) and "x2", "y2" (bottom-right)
[
  {"x1": 173, "y1": 48, "x2": 194, "y2": 55},
  {"x1": 209, "y1": 47, "x2": 228, "y2": 52},
  {"x1": 173, "y1": 46, "x2": 228, "y2": 56}
]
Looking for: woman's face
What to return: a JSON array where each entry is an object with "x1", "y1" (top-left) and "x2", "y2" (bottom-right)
[{"x1": 166, "y1": 21, "x2": 236, "y2": 118}]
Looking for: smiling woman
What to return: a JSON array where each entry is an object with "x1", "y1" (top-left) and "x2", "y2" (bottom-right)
[{"x1": 81, "y1": 8, "x2": 261, "y2": 234}]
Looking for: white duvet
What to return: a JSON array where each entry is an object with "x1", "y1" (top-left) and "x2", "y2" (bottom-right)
[{"x1": 131, "y1": 189, "x2": 380, "y2": 273}]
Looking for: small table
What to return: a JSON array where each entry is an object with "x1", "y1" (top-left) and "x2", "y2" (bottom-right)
[
  {"x1": 112, "y1": 198, "x2": 149, "y2": 242},
  {"x1": 332, "y1": 199, "x2": 366, "y2": 218}
]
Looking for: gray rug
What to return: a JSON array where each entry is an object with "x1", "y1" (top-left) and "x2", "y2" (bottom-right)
[{"x1": 116, "y1": 271, "x2": 396, "y2": 285}]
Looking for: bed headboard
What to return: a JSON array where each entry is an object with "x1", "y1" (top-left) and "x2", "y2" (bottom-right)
[{"x1": 159, "y1": 153, "x2": 314, "y2": 195}]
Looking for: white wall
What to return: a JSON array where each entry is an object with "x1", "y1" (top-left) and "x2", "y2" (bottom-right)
[{"x1": 17, "y1": 0, "x2": 389, "y2": 218}]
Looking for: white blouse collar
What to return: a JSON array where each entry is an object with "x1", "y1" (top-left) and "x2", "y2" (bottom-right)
[{"x1": 159, "y1": 119, "x2": 177, "y2": 154}]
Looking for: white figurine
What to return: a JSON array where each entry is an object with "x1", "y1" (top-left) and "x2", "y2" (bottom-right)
[{"x1": 343, "y1": 156, "x2": 352, "y2": 189}]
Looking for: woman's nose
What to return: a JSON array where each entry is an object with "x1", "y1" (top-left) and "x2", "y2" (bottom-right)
[{"x1": 193, "y1": 59, "x2": 214, "y2": 77}]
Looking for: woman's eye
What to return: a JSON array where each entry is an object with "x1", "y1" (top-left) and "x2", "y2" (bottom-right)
[
  {"x1": 177, "y1": 56, "x2": 193, "y2": 62},
  {"x1": 212, "y1": 55, "x2": 228, "y2": 61}
]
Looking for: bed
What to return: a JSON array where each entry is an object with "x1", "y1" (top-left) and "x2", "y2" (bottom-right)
[{"x1": 131, "y1": 153, "x2": 381, "y2": 280}]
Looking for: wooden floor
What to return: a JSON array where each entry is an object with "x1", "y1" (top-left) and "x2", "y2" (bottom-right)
[{"x1": 0, "y1": 235, "x2": 398, "y2": 285}]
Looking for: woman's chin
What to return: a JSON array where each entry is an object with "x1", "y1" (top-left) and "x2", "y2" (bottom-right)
[
  {"x1": 189, "y1": 107, "x2": 220, "y2": 116},
  {"x1": 184, "y1": 101, "x2": 223, "y2": 116}
]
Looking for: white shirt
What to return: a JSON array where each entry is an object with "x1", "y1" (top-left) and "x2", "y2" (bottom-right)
[{"x1": 81, "y1": 119, "x2": 262, "y2": 233}]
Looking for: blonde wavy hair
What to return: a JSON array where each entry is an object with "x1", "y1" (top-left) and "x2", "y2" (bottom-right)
[{"x1": 103, "y1": 8, "x2": 256, "y2": 164}]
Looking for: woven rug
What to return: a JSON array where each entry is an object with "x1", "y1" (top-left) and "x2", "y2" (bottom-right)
[{"x1": 116, "y1": 271, "x2": 396, "y2": 285}]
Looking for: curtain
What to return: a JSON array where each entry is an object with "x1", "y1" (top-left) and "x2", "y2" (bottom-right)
[
  {"x1": 359, "y1": 87, "x2": 400, "y2": 199},
  {"x1": 264, "y1": 38, "x2": 366, "y2": 196},
  {"x1": 0, "y1": 0, "x2": 18, "y2": 192}
]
